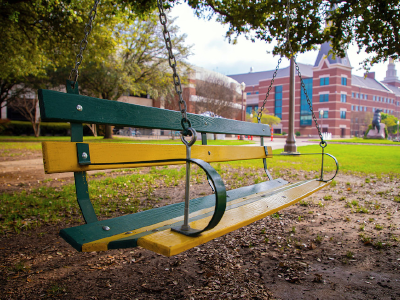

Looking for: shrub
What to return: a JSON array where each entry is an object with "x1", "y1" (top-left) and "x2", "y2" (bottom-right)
[
  {"x1": 0, "y1": 121, "x2": 94, "y2": 136},
  {"x1": 295, "y1": 131, "x2": 301, "y2": 137}
]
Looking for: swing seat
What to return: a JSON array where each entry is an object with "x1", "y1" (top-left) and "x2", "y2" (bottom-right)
[{"x1": 39, "y1": 85, "x2": 332, "y2": 256}]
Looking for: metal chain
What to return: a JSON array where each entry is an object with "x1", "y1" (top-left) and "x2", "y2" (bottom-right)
[
  {"x1": 257, "y1": 58, "x2": 282, "y2": 122},
  {"x1": 156, "y1": 0, "x2": 189, "y2": 128},
  {"x1": 292, "y1": 57, "x2": 325, "y2": 144},
  {"x1": 69, "y1": 0, "x2": 101, "y2": 85}
]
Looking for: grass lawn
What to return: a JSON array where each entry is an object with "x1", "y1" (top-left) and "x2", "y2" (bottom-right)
[{"x1": 312, "y1": 137, "x2": 399, "y2": 145}]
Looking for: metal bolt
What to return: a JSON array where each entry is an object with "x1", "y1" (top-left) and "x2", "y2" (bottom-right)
[
  {"x1": 82, "y1": 152, "x2": 88, "y2": 159},
  {"x1": 208, "y1": 151, "x2": 211, "y2": 155},
  {"x1": 102, "y1": 226, "x2": 110, "y2": 231},
  {"x1": 263, "y1": 128, "x2": 265, "y2": 131},
  {"x1": 125, "y1": 231, "x2": 132, "y2": 235},
  {"x1": 76, "y1": 104, "x2": 83, "y2": 111},
  {"x1": 205, "y1": 122, "x2": 208, "y2": 125}
]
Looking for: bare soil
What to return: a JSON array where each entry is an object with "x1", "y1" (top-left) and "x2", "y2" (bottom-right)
[{"x1": 1, "y1": 148, "x2": 400, "y2": 300}]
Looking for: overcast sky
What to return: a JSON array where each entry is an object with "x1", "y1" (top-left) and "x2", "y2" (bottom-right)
[{"x1": 169, "y1": 3, "x2": 399, "y2": 82}]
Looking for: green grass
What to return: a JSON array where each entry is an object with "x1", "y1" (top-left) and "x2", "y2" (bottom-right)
[
  {"x1": 321, "y1": 138, "x2": 398, "y2": 145},
  {"x1": 0, "y1": 142, "x2": 42, "y2": 151},
  {"x1": 226, "y1": 144, "x2": 400, "y2": 176}
]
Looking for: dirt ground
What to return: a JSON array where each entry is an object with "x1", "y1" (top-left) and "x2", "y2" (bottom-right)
[{"x1": 1, "y1": 146, "x2": 400, "y2": 300}]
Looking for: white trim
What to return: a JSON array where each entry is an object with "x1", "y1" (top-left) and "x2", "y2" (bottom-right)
[
  {"x1": 318, "y1": 74, "x2": 330, "y2": 78},
  {"x1": 340, "y1": 91, "x2": 348, "y2": 94},
  {"x1": 340, "y1": 108, "x2": 347, "y2": 111},
  {"x1": 339, "y1": 125, "x2": 347, "y2": 128},
  {"x1": 318, "y1": 91, "x2": 330, "y2": 95}
]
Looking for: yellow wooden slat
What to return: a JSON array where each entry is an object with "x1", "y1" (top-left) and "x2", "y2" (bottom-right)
[
  {"x1": 137, "y1": 180, "x2": 329, "y2": 257},
  {"x1": 42, "y1": 142, "x2": 272, "y2": 173}
]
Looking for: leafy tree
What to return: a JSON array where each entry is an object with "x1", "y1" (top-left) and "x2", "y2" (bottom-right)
[
  {"x1": 123, "y1": 0, "x2": 400, "y2": 69},
  {"x1": 79, "y1": 12, "x2": 190, "y2": 138},
  {"x1": 381, "y1": 113, "x2": 399, "y2": 134},
  {"x1": 193, "y1": 75, "x2": 240, "y2": 119},
  {"x1": 247, "y1": 111, "x2": 281, "y2": 127},
  {"x1": 0, "y1": 0, "x2": 135, "y2": 108}
]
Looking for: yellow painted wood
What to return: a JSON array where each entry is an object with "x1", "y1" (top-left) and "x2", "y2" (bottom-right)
[
  {"x1": 42, "y1": 142, "x2": 272, "y2": 174},
  {"x1": 137, "y1": 180, "x2": 329, "y2": 257},
  {"x1": 81, "y1": 182, "x2": 285, "y2": 252}
]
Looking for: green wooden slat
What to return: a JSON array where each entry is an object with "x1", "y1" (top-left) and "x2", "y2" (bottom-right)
[
  {"x1": 38, "y1": 89, "x2": 271, "y2": 136},
  {"x1": 59, "y1": 178, "x2": 288, "y2": 251}
]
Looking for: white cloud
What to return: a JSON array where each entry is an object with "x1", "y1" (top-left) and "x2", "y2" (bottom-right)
[{"x1": 170, "y1": 3, "x2": 399, "y2": 81}]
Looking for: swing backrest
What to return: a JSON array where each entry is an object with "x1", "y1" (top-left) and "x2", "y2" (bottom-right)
[{"x1": 39, "y1": 89, "x2": 274, "y2": 174}]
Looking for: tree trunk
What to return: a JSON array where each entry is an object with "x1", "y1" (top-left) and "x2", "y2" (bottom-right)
[{"x1": 104, "y1": 125, "x2": 113, "y2": 139}]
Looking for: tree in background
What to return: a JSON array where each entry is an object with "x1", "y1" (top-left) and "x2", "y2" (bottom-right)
[
  {"x1": 79, "y1": 12, "x2": 190, "y2": 138},
  {"x1": 8, "y1": 94, "x2": 40, "y2": 137},
  {"x1": 381, "y1": 113, "x2": 399, "y2": 135},
  {"x1": 0, "y1": 0, "x2": 135, "y2": 109},
  {"x1": 193, "y1": 75, "x2": 239, "y2": 119},
  {"x1": 247, "y1": 111, "x2": 281, "y2": 127}
]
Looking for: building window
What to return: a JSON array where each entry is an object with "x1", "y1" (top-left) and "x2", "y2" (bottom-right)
[
  {"x1": 341, "y1": 77, "x2": 347, "y2": 85},
  {"x1": 361, "y1": 94, "x2": 364, "y2": 99},
  {"x1": 300, "y1": 78, "x2": 313, "y2": 126},
  {"x1": 378, "y1": 97, "x2": 380, "y2": 101},
  {"x1": 352, "y1": 92, "x2": 355, "y2": 98},
  {"x1": 356, "y1": 93, "x2": 359, "y2": 98},
  {"x1": 320, "y1": 77, "x2": 329, "y2": 86},
  {"x1": 246, "y1": 92, "x2": 251, "y2": 95},
  {"x1": 340, "y1": 111, "x2": 346, "y2": 119},
  {"x1": 341, "y1": 94, "x2": 347, "y2": 103},
  {"x1": 373, "y1": 108, "x2": 375, "y2": 112},
  {"x1": 246, "y1": 105, "x2": 258, "y2": 115},
  {"x1": 322, "y1": 111, "x2": 329, "y2": 118},
  {"x1": 364, "y1": 106, "x2": 367, "y2": 112},
  {"x1": 256, "y1": 91, "x2": 259, "y2": 94},
  {"x1": 356, "y1": 106, "x2": 359, "y2": 111},
  {"x1": 351, "y1": 105, "x2": 354, "y2": 111},
  {"x1": 373, "y1": 96, "x2": 376, "y2": 101},
  {"x1": 365, "y1": 95, "x2": 367, "y2": 100},
  {"x1": 319, "y1": 94, "x2": 329, "y2": 102},
  {"x1": 274, "y1": 86, "x2": 282, "y2": 120}
]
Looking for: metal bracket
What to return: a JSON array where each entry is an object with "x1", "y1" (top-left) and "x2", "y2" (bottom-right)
[
  {"x1": 77, "y1": 143, "x2": 91, "y2": 165},
  {"x1": 264, "y1": 146, "x2": 269, "y2": 156}
]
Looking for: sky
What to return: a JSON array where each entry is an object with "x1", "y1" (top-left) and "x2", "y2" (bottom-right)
[{"x1": 169, "y1": 3, "x2": 399, "y2": 82}]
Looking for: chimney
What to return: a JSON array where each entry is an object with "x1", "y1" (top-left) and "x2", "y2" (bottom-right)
[{"x1": 364, "y1": 72, "x2": 375, "y2": 79}]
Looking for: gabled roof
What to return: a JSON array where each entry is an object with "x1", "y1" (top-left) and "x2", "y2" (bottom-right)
[
  {"x1": 228, "y1": 63, "x2": 313, "y2": 86},
  {"x1": 314, "y1": 42, "x2": 351, "y2": 68},
  {"x1": 351, "y1": 75, "x2": 392, "y2": 92},
  {"x1": 385, "y1": 84, "x2": 400, "y2": 96}
]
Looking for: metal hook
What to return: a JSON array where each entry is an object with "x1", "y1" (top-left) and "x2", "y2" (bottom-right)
[{"x1": 180, "y1": 127, "x2": 197, "y2": 147}]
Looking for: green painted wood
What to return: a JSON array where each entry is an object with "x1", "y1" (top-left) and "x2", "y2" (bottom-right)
[
  {"x1": 38, "y1": 89, "x2": 271, "y2": 136},
  {"x1": 201, "y1": 133, "x2": 207, "y2": 145},
  {"x1": 65, "y1": 80, "x2": 98, "y2": 224},
  {"x1": 59, "y1": 178, "x2": 289, "y2": 251}
]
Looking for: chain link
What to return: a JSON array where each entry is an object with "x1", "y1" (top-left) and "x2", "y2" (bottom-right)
[
  {"x1": 257, "y1": 58, "x2": 282, "y2": 122},
  {"x1": 157, "y1": 0, "x2": 189, "y2": 126},
  {"x1": 69, "y1": 0, "x2": 101, "y2": 85}
]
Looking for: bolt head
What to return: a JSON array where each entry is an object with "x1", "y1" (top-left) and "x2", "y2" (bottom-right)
[
  {"x1": 102, "y1": 226, "x2": 110, "y2": 231},
  {"x1": 82, "y1": 152, "x2": 88, "y2": 159},
  {"x1": 76, "y1": 104, "x2": 83, "y2": 111}
]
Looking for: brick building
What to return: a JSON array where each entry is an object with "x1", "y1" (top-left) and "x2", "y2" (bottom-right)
[{"x1": 228, "y1": 43, "x2": 400, "y2": 138}]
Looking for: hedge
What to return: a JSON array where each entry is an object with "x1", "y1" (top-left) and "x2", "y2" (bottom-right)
[{"x1": 0, "y1": 120, "x2": 93, "y2": 136}]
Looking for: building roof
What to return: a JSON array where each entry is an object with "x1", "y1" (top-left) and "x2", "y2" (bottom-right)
[
  {"x1": 351, "y1": 75, "x2": 392, "y2": 92},
  {"x1": 314, "y1": 42, "x2": 351, "y2": 67},
  {"x1": 228, "y1": 63, "x2": 313, "y2": 87},
  {"x1": 386, "y1": 84, "x2": 400, "y2": 96}
]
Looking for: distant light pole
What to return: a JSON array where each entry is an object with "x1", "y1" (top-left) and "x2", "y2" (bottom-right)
[
  {"x1": 319, "y1": 110, "x2": 324, "y2": 137},
  {"x1": 397, "y1": 120, "x2": 399, "y2": 140},
  {"x1": 240, "y1": 82, "x2": 246, "y2": 140}
]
